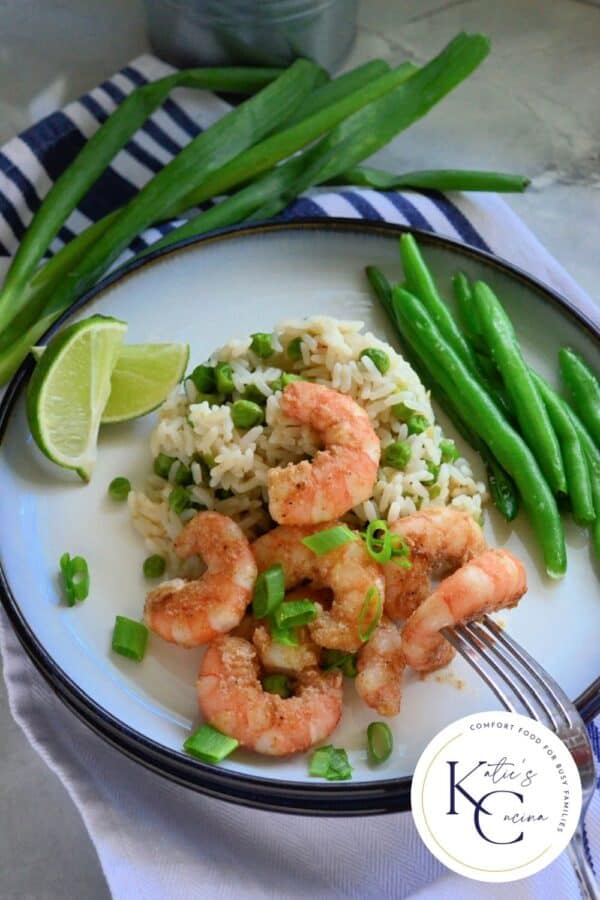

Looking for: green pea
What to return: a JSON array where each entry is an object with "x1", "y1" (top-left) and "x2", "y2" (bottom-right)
[
  {"x1": 168, "y1": 486, "x2": 191, "y2": 515},
  {"x1": 215, "y1": 362, "x2": 235, "y2": 395},
  {"x1": 242, "y1": 384, "x2": 268, "y2": 406},
  {"x1": 407, "y1": 415, "x2": 430, "y2": 435},
  {"x1": 382, "y1": 441, "x2": 411, "y2": 469},
  {"x1": 143, "y1": 554, "x2": 166, "y2": 578},
  {"x1": 262, "y1": 674, "x2": 291, "y2": 698},
  {"x1": 250, "y1": 332, "x2": 274, "y2": 359},
  {"x1": 286, "y1": 337, "x2": 303, "y2": 362},
  {"x1": 196, "y1": 392, "x2": 223, "y2": 406},
  {"x1": 440, "y1": 439, "x2": 459, "y2": 463},
  {"x1": 153, "y1": 453, "x2": 175, "y2": 479},
  {"x1": 189, "y1": 364, "x2": 216, "y2": 394},
  {"x1": 429, "y1": 484, "x2": 441, "y2": 499},
  {"x1": 231, "y1": 400, "x2": 264, "y2": 429},
  {"x1": 215, "y1": 488, "x2": 234, "y2": 500},
  {"x1": 108, "y1": 476, "x2": 131, "y2": 501},
  {"x1": 270, "y1": 372, "x2": 303, "y2": 392},
  {"x1": 391, "y1": 402, "x2": 413, "y2": 421},
  {"x1": 173, "y1": 462, "x2": 193, "y2": 486},
  {"x1": 360, "y1": 347, "x2": 390, "y2": 375},
  {"x1": 426, "y1": 460, "x2": 440, "y2": 480}
]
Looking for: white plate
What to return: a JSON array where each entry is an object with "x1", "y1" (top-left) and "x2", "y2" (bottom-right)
[{"x1": 1, "y1": 220, "x2": 598, "y2": 814}]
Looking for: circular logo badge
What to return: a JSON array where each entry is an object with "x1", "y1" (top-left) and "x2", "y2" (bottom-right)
[{"x1": 411, "y1": 711, "x2": 582, "y2": 882}]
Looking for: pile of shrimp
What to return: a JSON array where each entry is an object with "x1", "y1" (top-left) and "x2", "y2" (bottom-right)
[{"x1": 144, "y1": 382, "x2": 527, "y2": 758}]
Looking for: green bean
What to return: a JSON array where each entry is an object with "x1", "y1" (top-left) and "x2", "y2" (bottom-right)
[
  {"x1": 559, "y1": 348, "x2": 600, "y2": 447},
  {"x1": 560, "y1": 398, "x2": 600, "y2": 559},
  {"x1": 391, "y1": 285, "x2": 565, "y2": 577},
  {"x1": 529, "y1": 371, "x2": 594, "y2": 525},
  {"x1": 0, "y1": 67, "x2": 284, "y2": 327},
  {"x1": 325, "y1": 166, "x2": 530, "y2": 193},
  {"x1": 366, "y1": 265, "x2": 520, "y2": 522},
  {"x1": 472, "y1": 281, "x2": 567, "y2": 496},
  {"x1": 452, "y1": 271, "x2": 483, "y2": 347}
]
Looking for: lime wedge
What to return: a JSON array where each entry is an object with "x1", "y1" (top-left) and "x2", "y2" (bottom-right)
[
  {"x1": 101, "y1": 342, "x2": 189, "y2": 423},
  {"x1": 26, "y1": 316, "x2": 127, "y2": 481}
]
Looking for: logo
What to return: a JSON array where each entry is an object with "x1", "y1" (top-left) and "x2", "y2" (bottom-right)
[{"x1": 411, "y1": 712, "x2": 582, "y2": 882}]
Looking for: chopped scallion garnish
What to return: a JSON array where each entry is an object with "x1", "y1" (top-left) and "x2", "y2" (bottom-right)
[
  {"x1": 367, "y1": 721, "x2": 393, "y2": 764},
  {"x1": 252, "y1": 564, "x2": 285, "y2": 618},
  {"x1": 111, "y1": 615, "x2": 148, "y2": 661},
  {"x1": 302, "y1": 524, "x2": 357, "y2": 556},
  {"x1": 262, "y1": 674, "x2": 292, "y2": 698},
  {"x1": 364, "y1": 519, "x2": 394, "y2": 564},
  {"x1": 273, "y1": 599, "x2": 317, "y2": 630},
  {"x1": 269, "y1": 618, "x2": 300, "y2": 646},
  {"x1": 322, "y1": 649, "x2": 358, "y2": 678},
  {"x1": 309, "y1": 745, "x2": 353, "y2": 781},
  {"x1": 183, "y1": 724, "x2": 239, "y2": 763},
  {"x1": 357, "y1": 586, "x2": 382, "y2": 642},
  {"x1": 59, "y1": 552, "x2": 90, "y2": 606}
]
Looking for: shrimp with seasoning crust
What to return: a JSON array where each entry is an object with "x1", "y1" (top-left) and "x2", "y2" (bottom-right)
[
  {"x1": 252, "y1": 523, "x2": 384, "y2": 652},
  {"x1": 197, "y1": 635, "x2": 343, "y2": 755},
  {"x1": 401, "y1": 548, "x2": 527, "y2": 673},
  {"x1": 268, "y1": 382, "x2": 380, "y2": 525},
  {"x1": 355, "y1": 616, "x2": 405, "y2": 717},
  {"x1": 252, "y1": 587, "x2": 328, "y2": 674},
  {"x1": 384, "y1": 507, "x2": 487, "y2": 620},
  {"x1": 144, "y1": 511, "x2": 256, "y2": 647}
]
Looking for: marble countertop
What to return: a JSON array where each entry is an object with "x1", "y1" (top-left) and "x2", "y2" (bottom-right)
[{"x1": 0, "y1": 1, "x2": 598, "y2": 897}]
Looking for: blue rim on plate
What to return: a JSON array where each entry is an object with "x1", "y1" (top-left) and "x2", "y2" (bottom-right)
[{"x1": 1, "y1": 218, "x2": 599, "y2": 816}]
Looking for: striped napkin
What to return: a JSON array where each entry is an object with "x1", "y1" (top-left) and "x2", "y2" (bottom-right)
[{"x1": 0, "y1": 54, "x2": 598, "y2": 900}]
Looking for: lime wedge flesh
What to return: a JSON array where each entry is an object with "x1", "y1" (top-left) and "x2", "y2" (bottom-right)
[
  {"x1": 101, "y1": 342, "x2": 189, "y2": 423},
  {"x1": 26, "y1": 315, "x2": 127, "y2": 481}
]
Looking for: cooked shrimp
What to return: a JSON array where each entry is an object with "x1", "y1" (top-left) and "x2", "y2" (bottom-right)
[
  {"x1": 268, "y1": 382, "x2": 380, "y2": 525},
  {"x1": 252, "y1": 587, "x2": 328, "y2": 674},
  {"x1": 355, "y1": 617, "x2": 405, "y2": 717},
  {"x1": 144, "y1": 511, "x2": 256, "y2": 647},
  {"x1": 197, "y1": 635, "x2": 343, "y2": 755},
  {"x1": 401, "y1": 548, "x2": 527, "y2": 673},
  {"x1": 252, "y1": 524, "x2": 385, "y2": 652},
  {"x1": 384, "y1": 507, "x2": 487, "y2": 620}
]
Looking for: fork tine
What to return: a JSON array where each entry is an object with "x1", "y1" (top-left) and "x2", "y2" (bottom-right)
[
  {"x1": 442, "y1": 626, "x2": 522, "y2": 714},
  {"x1": 480, "y1": 615, "x2": 575, "y2": 727},
  {"x1": 465, "y1": 621, "x2": 559, "y2": 729}
]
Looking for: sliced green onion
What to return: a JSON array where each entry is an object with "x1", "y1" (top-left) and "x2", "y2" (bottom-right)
[
  {"x1": 231, "y1": 399, "x2": 264, "y2": 429},
  {"x1": 108, "y1": 476, "x2": 131, "y2": 501},
  {"x1": 407, "y1": 414, "x2": 430, "y2": 435},
  {"x1": 382, "y1": 441, "x2": 411, "y2": 469},
  {"x1": 359, "y1": 347, "x2": 390, "y2": 374},
  {"x1": 189, "y1": 364, "x2": 216, "y2": 393},
  {"x1": 183, "y1": 724, "x2": 239, "y2": 763},
  {"x1": 173, "y1": 461, "x2": 193, "y2": 486},
  {"x1": 322, "y1": 649, "x2": 358, "y2": 678},
  {"x1": 367, "y1": 721, "x2": 393, "y2": 764},
  {"x1": 153, "y1": 452, "x2": 176, "y2": 479},
  {"x1": 143, "y1": 554, "x2": 166, "y2": 579},
  {"x1": 302, "y1": 524, "x2": 357, "y2": 556},
  {"x1": 252, "y1": 564, "x2": 285, "y2": 618},
  {"x1": 111, "y1": 615, "x2": 148, "y2": 661},
  {"x1": 250, "y1": 332, "x2": 274, "y2": 358},
  {"x1": 59, "y1": 552, "x2": 90, "y2": 606},
  {"x1": 262, "y1": 674, "x2": 292, "y2": 698},
  {"x1": 440, "y1": 438, "x2": 459, "y2": 463},
  {"x1": 358, "y1": 586, "x2": 382, "y2": 642},
  {"x1": 168, "y1": 485, "x2": 191, "y2": 514},
  {"x1": 269, "y1": 619, "x2": 300, "y2": 646},
  {"x1": 273, "y1": 600, "x2": 318, "y2": 630},
  {"x1": 287, "y1": 337, "x2": 303, "y2": 361},
  {"x1": 364, "y1": 519, "x2": 393, "y2": 563},
  {"x1": 214, "y1": 362, "x2": 235, "y2": 395},
  {"x1": 309, "y1": 745, "x2": 353, "y2": 781}
]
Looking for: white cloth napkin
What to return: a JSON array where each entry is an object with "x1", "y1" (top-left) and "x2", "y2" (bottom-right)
[{"x1": 0, "y1": 53, "x2": 598, "y2": 899}]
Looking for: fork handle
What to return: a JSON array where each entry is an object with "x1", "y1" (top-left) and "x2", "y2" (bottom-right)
[{"x1": 568, "y1": 828, "x2": 600, "y2": 900}]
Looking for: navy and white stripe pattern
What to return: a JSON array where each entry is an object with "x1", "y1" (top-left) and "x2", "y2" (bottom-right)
[{"x1": 0, "y1": 53, "x2": 598, "y2": 878}]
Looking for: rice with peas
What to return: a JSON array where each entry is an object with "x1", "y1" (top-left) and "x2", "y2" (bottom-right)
[{"x1": 129, "y1": 316, "x2": 486, "y2": 573}]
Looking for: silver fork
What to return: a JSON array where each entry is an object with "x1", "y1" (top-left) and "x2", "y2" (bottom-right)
[{"x1": 441, "y1": 615, "x2": 599, "y2": 899}]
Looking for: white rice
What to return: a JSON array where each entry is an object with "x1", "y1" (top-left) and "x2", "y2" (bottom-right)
[{"x1": 129, "y1": 316, "x2": 487, "y2": 571}]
